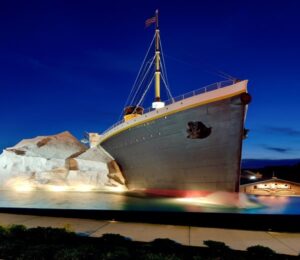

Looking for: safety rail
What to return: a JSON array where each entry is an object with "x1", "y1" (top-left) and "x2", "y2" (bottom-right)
[{"x1": 102, "y1": 79, "x2": 236, "y2": 135}]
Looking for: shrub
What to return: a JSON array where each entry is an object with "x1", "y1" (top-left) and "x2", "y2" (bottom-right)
[
  {"x1": 99, "y1": 246, "x2": 130, "y2": 260},
  {"x1": 150, "y1": 238, "x2": 181, "y2": 252},
  {"x1": 18, "y1": 244, "x2": 62, "y2": 260},
  {"x1": 203, "y1": 240, "x2": 232, "y2": 259},
  {"x1": 0, "y1": 241, "x2": 25, "y2": 259},
  {"x1": 0, "y1": 226, "x2": 7, "y2": 239},
  {"x1": 203, "y1": 240, "x2": 231, "y2": 251},
  {"x1": 54, "y1": 245, "x2": 99, "y2": 260},
  {"x1": 191, "y1": 256, "x2": 206, "y2": 260},
  {"x1": 143, "y1": 252, "x2": 181, "y2": 260},
  {"x1": 7, "y1": 224, "x2": 27, "y2": 238},
  {"x1": 26, "y1": 227, "x2": 76, "y2": 244},
  {"x1": 100, "y1": 233, "x2": 131, "y2": 245},
  {"x1": 247, "y1": 245, "x2": 275, "y2": 258}
]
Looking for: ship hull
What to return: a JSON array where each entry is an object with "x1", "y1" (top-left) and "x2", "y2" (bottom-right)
[{"x1": 101, "y1": 92, "x2": 246, "y2": 192}]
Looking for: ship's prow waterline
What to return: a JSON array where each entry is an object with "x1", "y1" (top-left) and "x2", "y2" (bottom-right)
[{"x1": 98, "y1": 80, "x2": 250, "y2": 192}]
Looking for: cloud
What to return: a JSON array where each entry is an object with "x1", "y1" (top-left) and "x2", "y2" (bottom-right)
[
  {"x1": 264, "y1": 146, "x2": 292, "y2": 153},
  {"x1": 264, "y1": 126, "x2": 300, "y2": 137}
]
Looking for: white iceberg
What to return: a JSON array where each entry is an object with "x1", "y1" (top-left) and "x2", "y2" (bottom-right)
[{"x1": 0, "y1": 131, "x2": 127, "y2": 192}]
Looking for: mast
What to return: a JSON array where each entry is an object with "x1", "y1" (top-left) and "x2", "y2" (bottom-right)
[
  {"x1": 152, "y1": 9, "x2": 165, "y2": 109},
  {"x1": 154, "y1": 9, "x2": 161, "y2": 102}
]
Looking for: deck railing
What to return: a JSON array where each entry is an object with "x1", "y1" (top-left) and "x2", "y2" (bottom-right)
[{"x1": 102, "y1": 79, "x2": 236, "y2": 135}]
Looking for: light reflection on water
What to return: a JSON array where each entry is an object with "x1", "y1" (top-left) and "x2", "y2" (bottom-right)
[{"x1": 0, "y1": 190, "x2": 299, "y2": 215}]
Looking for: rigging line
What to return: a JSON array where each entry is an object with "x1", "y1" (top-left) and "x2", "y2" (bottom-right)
[
  {"x1": 131, "y1": 70, "x2": 153, "y2": 105},
  {"x1": 159, "y1": 60, "x2": 168, "y2": 89},
  {"x1": 206, "y1": 70, "x2": 234, "y2": 80},
  {"x1": 129, "y1": 55, "x2": 156, "y2": 106},
  {"x1": 159, "y1": 35, "x2": 171, "y2": 89},
  {"x1": 157, "y1": 33, "x2": 173, "y2": 100},
  {"x1": 159, "y1": 59, "x2": 169, "y2": 87},
  {"x1": 131, "y1": 57, "x2": 154, "y2": 99},
  {"x1": 126, "y1": 60, "x2": 155, "y2": 110},
  {"x1": 163, "y1": 54, "x2": 234, "y2": 81},
  {"x1": 124, "y1": 34, "x2": 155, "y2": 105},
  {"x1": 159, "y1": 39, "x2": 169, "y2": 86},
  {"x1": 214, "y1": 70, "x2": 236, "y2": 80},
  {"x1": 159, "y1": 40, "x2": 174, "y2": 101},
  {"x1": 135, "y1": 74, "x2": 155, "y2": 109},
  {"x1": 119, "y1": 34, "x2": 155, "y2": 119},
  {"x1": 176, "y1": 51, "x2": 237, "y2": 80},
  {"x1": 161, "y1": 73, "x2": 173, "y2": 101},
  {"x1": 130, "y1": 55, "x2": 155, "y2": 105},
  {"x1": 159, "y1": 59, "x2": 173, "y2": 99},
  {"x1": 185, "y1": 53, "x2": 236, "y2": 80},
  {"x1": 160, "y1": 72, "x2": 170, "y2": 96}
]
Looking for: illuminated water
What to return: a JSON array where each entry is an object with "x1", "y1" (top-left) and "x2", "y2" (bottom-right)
[{"x1": 0, "y1": 190, "x2": 299, "y2": 215}]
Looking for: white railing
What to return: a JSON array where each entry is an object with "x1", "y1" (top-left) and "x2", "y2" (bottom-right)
[{"x1": 102, "y1": 79, "x2": 236, "y2": 135}]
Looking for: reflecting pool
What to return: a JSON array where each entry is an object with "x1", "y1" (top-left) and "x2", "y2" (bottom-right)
[{"x1": 0, "y1": 190, "x2": 299, "y2": 215}]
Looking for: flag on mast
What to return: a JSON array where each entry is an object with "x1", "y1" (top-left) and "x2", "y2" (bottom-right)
[{"x1": 145, "y1": 16, "x2": 156, "y2": 27}]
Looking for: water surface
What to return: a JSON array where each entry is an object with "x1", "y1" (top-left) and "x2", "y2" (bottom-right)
[{"x1": 0, "y1": 190, "x2": 299, "y2": 215}]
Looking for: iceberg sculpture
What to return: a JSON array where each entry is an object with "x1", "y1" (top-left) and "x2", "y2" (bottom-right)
[{"x1": 0, "y1": 131, "x2": 127, "y2": 191}]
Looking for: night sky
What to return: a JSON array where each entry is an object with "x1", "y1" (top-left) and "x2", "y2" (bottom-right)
[{"x1": 0, "y1": 0, "x2": 299, "y2": 160}]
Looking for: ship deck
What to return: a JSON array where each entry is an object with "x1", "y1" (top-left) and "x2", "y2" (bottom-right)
[{"x1": 99, "y1": 79, "x2": 248, "y2": 143}]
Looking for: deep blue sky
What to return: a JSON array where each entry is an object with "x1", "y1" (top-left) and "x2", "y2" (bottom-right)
[{"x1": 0, "y1": 0, "x2": 299, "y2": 159}]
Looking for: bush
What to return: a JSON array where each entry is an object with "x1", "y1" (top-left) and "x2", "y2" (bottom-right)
[
  {"x1": 100, "y1": 233, "x2": 131, "y2": 245},
  {"x1": 18, "y1": 244, "x2": 62, "y2": 260},
  {"x1": 143, "y1": 252, "x2": 181, "y2": 260},
  {"x1": 7, "y1": 224, "x2": 27, "y2": 238},
  {"x1": 0, "y1": 241, "x2": 25, "y2": 259},
  {"x1": 26, "y1": 227, "x2": 76, "y2": 244},
  {"x1": 191, "y1": 256, "x2": 206, "y2": 260},
  {"x1": 247, "y1": 245, "x2": 275, "y2": 258},
  {"x1": 54, "y1": 245, "x2": 99, "y2": 260},
  {"x1": 203, "y1": 240, "x2": 231, "y2": 251},
  {"x1": 0, "y1": 226, "x2": 7, "y2": 239},
  {"x1": 0, "y1": 224, "x2": 287, "y2": 260},
  {"x1": 203, "y1": 240, "x2": 232, "y2": 259},
  {"x1": 150, "y1": 238, "x2": 181, "y2": 251},
  {"x1": 99, "y1": 246, "x2": 130, "y2": 260}
]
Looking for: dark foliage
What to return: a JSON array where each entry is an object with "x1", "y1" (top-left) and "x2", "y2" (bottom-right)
[
  {"x1": 100, "y1": 233, "x2": 132, "y2": 245},
  {"x1": 247, "y1": 245, "x2": 276, "y2": 259},
  {"x1": 203, "y1": 240, "x2": 232, "y2": 259},
  {"x1": 0, "y1": 225, "x2": 296, "y2": 259},
  {"x1": 151, "y1": 238, "x2": 182, "y2": 251},
  {"x1": 54, "y1": 245, "x2": 100, "y2": 260}
]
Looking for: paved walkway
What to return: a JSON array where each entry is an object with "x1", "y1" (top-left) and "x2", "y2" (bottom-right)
[{"x1": 0, "y1": 213, "x2": 299, "y2": 256}]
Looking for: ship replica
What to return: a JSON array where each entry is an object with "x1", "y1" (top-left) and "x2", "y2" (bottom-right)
[{"x1": 94, "y1": 10, "x2": 251, "y2": 193}]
